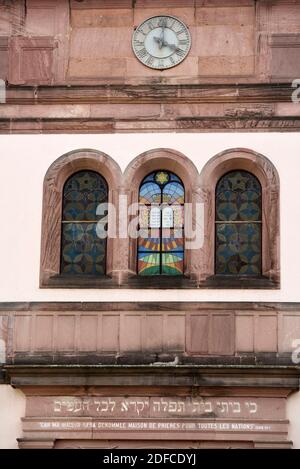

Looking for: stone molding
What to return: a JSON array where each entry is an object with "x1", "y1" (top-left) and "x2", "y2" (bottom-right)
[
  {"x1": 40, "y1": 149, "x2": 122, "y2": 287},
  {"x1": 39, "y1": 147, "x2": 280, "y2": 288}
]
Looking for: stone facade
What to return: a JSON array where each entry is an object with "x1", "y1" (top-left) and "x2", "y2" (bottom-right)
[{"x1": 0, "y1": 0, "x2": 300, "y2": 449}]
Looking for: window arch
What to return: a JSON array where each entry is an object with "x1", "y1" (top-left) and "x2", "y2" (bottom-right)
[
  {"x1": 199, "y1": 148, "x2": 280, "y2": 288},
  {"x1": 40, "y1": 149, "x2": 122, "y2": 288},
  {"x1": 138, "y1": 170, "x2": 185, "y2": 276},
  {"x1": 215, "y1": 170, "x2": 262, "y2": 276},
  {"x1": 61, "y1": 170, "x2": 108, "y2": 275}
]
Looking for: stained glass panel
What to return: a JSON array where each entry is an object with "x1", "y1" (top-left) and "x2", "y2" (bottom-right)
[
  {"x1": 173, "y1": 205, "x2": 184, "y2": 228},
  {"x1": 161, "y1": 229, "x2": 184, "y2": 252},
  {"x1": 138, "y1": 229, "x2": 161, "y2": 252},
  {"x1": 61, "y1": 171, "x2": 108, "y2": 275},
  {"x1": 216, "y1": 170, "x2": 261, "y2": 222},
  {"x1": 139, "y1": 205, "x2": 150, "y2": 228},
  {"x1": 161, "y1": 253, "x2": 184, "y2": 275},
  {"x1": 138, "y1": 171, "x2": 184, "y2": 276},
  {"x1": 139, "y1": 182, "x2": 161, "y2": 204},
  {"x1": 138, "y1": 252, "x2": 160, "y2": 276},
  {"x1": 61, "y1": 223, "x2": 106, "y2": 275},
  {"x1": 215, "y1": 171, "x2": 262, "y2": 276},
  {"x1": 63, "y1": 171, "x2": 108, "y2": 221},
  {"x1": 162, "y1": 182, "x2": 184, "y2": 204}
]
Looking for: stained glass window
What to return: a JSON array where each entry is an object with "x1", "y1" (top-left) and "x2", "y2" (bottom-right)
[
  {"x1": 138, "y1": 171, "x2": 184, "y2": 276},
  {"x1": 215, "y1": 170, "x2": 262, "y2": 276},
  {"x1": 60, "y1": 171, "x2": 108, "y2": 275}
]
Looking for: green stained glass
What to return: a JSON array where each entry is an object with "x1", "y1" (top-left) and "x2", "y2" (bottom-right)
[
  {"x1": 61, "y1": 171, "x2": 108, "y2": 275},
  {"x1": 215, "y1": 171, "x2": 262, "y2": 276}
]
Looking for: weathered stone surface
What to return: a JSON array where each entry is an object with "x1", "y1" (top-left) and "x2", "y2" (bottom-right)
[
  {"x1": 0, "y1": 305, "x2": 298, "y2": 364},
  {"x1": 68, "y1": 58, "x2": 127, "y2": 79},
  {"x1": 270, "y1": 3, "x2": 300, "y2": 34},
  {"x1": 9, "y1": 37, "x2": 56, "y2": 85},
  {"x1": 0, "y1": 0, "x2": 299, "y2": 85},
  {"x1": 0, "y1": 36, "x2": 8, "y2": 79},
  {"x1": 70, "y1": 27, "x2": 132, "y2": 59},
  {"x1": 199, "y1": 55, "x2": 254, "y2": 76},
  {"x1": 72, "y1": 8, "x2": 133, "y2": 28},
  {"x1": 126, "y1": 57, "x2": 199, "y2": 78},
  {"x1": 134, "y1": 7, "x2": 195, "y2": 27},
  {"x1": 195, "y1": 6, "x2": 255, "y2": 26}
]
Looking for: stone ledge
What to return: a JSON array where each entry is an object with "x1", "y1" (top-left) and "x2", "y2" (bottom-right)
[
  {"x1": 3, "y1": 83, "x2": 295, "y2": 104},
  {"x1": 3, "y1": 364, "x2": 300, "y2": 390}
]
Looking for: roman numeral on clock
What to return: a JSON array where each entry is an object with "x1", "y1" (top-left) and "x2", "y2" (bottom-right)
[
  {"x1": 175, "y1": 48, "x2": 185, "y2": 57},
  {"x1": 146, "y1": 56, "x2": 154, "y2": 66},
  {"x1": 178, "y1": 39, "x2": 188, "y2": 46},
  {"x1": 137, "y1": 48, "x2": 148, "y2": 59},
  {"x1": 134, "y1": 39, "x2": 144, "y2": 48}
]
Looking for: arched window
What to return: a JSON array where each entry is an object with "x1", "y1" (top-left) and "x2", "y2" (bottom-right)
[
  {"x1": 138, "y1": 170, "x2": 184, "y2": 276},
  {"x1": 61, "y1": 170, "x2": 108, "y2": 275},
  {"x1": 215, "y1": 170, "x2": 262, "y2": 276}
]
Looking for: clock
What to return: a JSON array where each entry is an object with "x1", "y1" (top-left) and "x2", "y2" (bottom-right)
[{"x1": 132, "y1": 15, "x2": 191, "y2": 70}]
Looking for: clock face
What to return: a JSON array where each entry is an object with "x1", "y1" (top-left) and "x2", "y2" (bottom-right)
[{"x1": 132, "y1": 15, "x2": 191, "y2": 70}]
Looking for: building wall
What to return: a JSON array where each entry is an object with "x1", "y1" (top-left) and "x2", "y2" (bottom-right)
[
  {"x1": 2, "y1": 0, "x2": 300, "y2": 85},
  {"x1": 0, "y1": 132, "x2": 299, "y2": 302},
  {"x1": 0, "y1": 0, "x2": 300, "y2": 450},
  {"x1": 0, "y1": 386, "x2": 25, "y2": 449},
  {"x1": 288, "y1": 390, "x2": 300, "y2": 449}
]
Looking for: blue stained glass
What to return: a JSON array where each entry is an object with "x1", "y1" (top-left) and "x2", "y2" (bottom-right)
[
  {"x1": 61, "y1": 171, "x2": 108, "y2": 275},
  {"x1": 215, "y1": 171, "x2": 262, "y2": 276},
  {"x1": 138, "y1": 171, "x2": 185, "y2": 276},
  {"x1": 162, "y1": 182, "x2": 185, "y2": 204},
  {"x1": 61, "y1": 223, "x2": 106, "y2": 275},
  {"x1": 139, "y1": 182, "x2": 161, "y2": 204}
]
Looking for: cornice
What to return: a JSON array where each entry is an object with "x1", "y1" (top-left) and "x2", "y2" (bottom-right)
[
  {"x1": 3, "y1": 83, "x2": 296, "y2": 105},
  {"x1": 3, "y1": 364, "x2": 300, "y2": 390},
  {"x1": 1, "y1": 116, "x2": 300, "y2": 133},
  {"x1": 1, "y1": 301, "x2": 300, "y2": 311}
]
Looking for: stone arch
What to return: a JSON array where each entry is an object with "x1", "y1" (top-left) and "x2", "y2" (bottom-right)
[
  {"x1": 199, "y1": 148, "x2": 280, "y2": 285},
  {"x1": 123, "y1": 148, "x2": 200, "y2": 279},
  {"x1": 40, "y1": 149, "x2": 122, "y2": 287}
]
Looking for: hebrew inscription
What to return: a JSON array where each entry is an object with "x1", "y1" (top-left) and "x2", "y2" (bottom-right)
[{"x1": 49, "y1": 397, "x2": 259, "y2": 418}]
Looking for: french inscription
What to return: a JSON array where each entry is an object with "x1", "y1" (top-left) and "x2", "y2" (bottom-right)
[{"x1": 37, "y1": 419, "x2": 272, "y2": 433}]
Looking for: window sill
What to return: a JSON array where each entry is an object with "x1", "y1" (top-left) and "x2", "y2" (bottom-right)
[
  {"x1": 41, "y1": 274, "x2": 198, "y2": 289},
  {"x1": 42, "y1": 274, "x2": 119, "y2": 289},
  {"x1": 200, "y1": 275, "x2": 279, "y2": 290},
  {"x1": 123, "y1": 275, "x2": 198, "y2": 289},
  {"x1": 41, "y1": 274, "x2": 279, "y2": 290}
]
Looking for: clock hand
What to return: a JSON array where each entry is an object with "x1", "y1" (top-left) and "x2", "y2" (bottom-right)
[
  {"x1": 160, "y1": 19, "x2": 167, "y2": 48},
  {"x1": 162, "y1": 41, "x2": 177, "y2": 51},
  {"x1": 154, "y1": 36, "x2": 163, "y2": 49},
  {"x1": 153, "y1": 18, "x2": 168, "y2": 50}
]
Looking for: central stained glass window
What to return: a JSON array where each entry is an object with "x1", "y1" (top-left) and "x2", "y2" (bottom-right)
[
  {"x1": 138, "y1": 171, "x2": 185, "y2": 276},
  {"x1": 215, "y1": 170, "x2": 262, "y2": 276},
  {"x1": 61, "y1": 171, "x2": 108, "y2": 275}
]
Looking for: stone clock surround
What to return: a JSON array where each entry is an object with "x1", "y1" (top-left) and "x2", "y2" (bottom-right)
[{"x1": 132, "y1": 15, "x2": 191, "y2": 70}]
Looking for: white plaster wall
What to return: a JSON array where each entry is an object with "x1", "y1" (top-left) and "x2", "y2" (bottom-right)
[
  {"x1": 0, "y1": 132, "x2": 299, "y2": 302},
  {"x1": 0, "y1": 385, "x2": 25, "y2": 448},
  {"x1": 288, "y1": 390, "x2": 300, "y2": 449}
]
